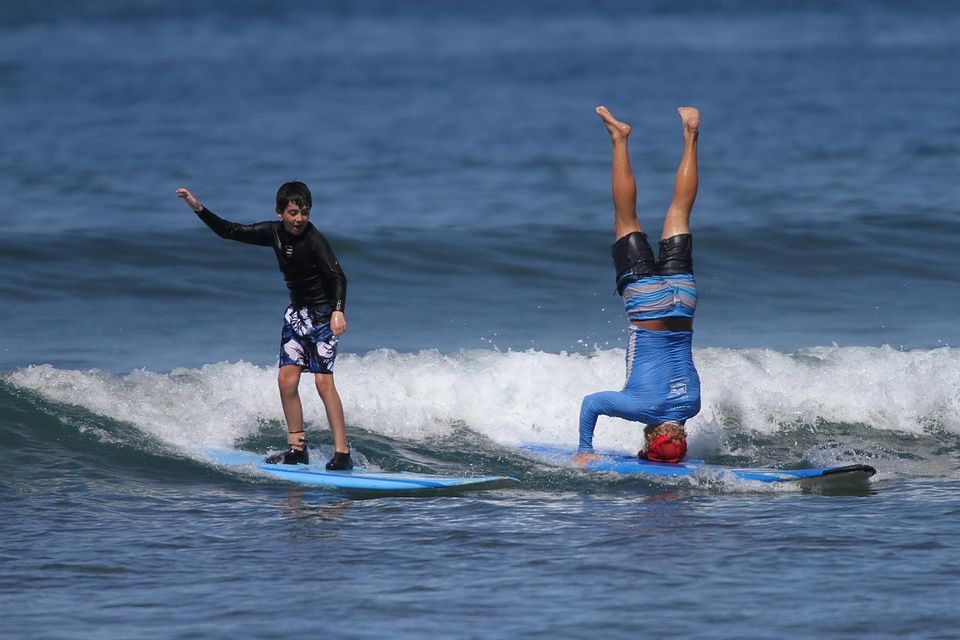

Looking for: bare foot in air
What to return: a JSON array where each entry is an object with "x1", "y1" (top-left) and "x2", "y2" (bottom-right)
[
  {"x1": 596, "y1": 106, "x2": 631, "y2": 142},
  {"x1": 677, "y1": 106, "x2": 700, "y2": 140}
]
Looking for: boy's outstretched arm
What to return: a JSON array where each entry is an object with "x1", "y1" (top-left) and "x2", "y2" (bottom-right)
[
  {"x1": 176, "y1": 187, "x2": 272, "y2": 246},
  {"x1": 176, "y1": 188, "x2": 203, "y2": 212}
]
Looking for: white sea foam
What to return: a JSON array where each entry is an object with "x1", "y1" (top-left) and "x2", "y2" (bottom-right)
[
  {"x1": 9, "y1": 345, "x2": 960, "y2": 457},
  {"x1": 699, "y1": 344, "x2": 960, "y2": 435}
]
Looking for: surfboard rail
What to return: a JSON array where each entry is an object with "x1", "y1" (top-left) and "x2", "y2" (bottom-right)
[
  {"x1": 521, "y1": 444, "x2": 876, "y2": 485},
  {"x1": 205, "y1": 448, "x2": 520, "y2": 494}
]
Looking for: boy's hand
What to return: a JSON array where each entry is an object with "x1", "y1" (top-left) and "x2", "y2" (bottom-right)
[
  {"x1": 176, "y1": 188, "x2": 203, "y2": 212},
  {"x1": 330, "y1": 311, "x2": 347, "y2": 336}
]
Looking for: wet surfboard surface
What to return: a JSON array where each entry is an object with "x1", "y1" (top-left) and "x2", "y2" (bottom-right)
[
  {"x1": 521, "y1": 444, "x2": 876, "y2": 485},
  {"x1": 207, "y1": 449, "x2": 520, "y2": 494}
]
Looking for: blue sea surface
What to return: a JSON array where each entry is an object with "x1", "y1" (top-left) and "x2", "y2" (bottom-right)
[{"x1": 2, "y1": 1, "x2": 960, "y2": 638}]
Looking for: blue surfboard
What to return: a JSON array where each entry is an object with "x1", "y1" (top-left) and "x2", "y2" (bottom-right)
[
  {"x1": 521, "y1": 444, "x2": 876, "y2": 485},
  {"x1": 207, "y1": 449, "x2": 520, "y2": 494}
]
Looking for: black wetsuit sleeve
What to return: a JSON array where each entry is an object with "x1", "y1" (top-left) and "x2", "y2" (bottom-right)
[
  {"x1": 314, "y1": 233, "x2": 348, "y2": 312},
  {"x1": 195, "y1": 207, "x2": 274, "y2": 247}
]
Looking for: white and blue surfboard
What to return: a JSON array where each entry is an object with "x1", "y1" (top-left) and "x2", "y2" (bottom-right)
[
  {"x1": 206, "y1": 449, "x2": 520, "y2": 494},
  {"x1": 521, "y1": 444, "x2": 876, "y2": 485}
]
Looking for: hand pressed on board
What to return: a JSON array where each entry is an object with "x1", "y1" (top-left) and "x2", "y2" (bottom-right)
[
  {"x1": 176, "y1": 188, "x2": 203, "y2": 212},
  {"x1": 330, "y1": 311, "x2": 347, "y2": 336},
  {"x1": 572, "y1": 451, "x2": 601, "y2": 467}
]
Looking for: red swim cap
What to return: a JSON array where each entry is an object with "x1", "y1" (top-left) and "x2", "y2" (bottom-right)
[{"x1": 644, "y1": 433, "x2": 688, "y2": 463}]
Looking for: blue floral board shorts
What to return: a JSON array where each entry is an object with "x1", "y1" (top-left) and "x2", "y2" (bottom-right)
[{"x1": 279, "y1": 305, "x2": 339, "y2": 374}]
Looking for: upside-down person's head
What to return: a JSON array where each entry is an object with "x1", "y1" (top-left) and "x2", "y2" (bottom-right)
[
  {"x1": 275, "y1": 181, "x2": 313, "y2": 235},
  {"x1": 642, "y1": 422, "x2": 688, "y2": 463}
]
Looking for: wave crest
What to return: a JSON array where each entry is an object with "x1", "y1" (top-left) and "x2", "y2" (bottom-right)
[{"x1": 7, "y1": 345, "x2": 960, "y2": 456}]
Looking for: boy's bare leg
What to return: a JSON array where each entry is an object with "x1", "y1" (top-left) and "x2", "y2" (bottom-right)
[
  {"x1": 315, "y1": 374, "x2": 348, "y2": 454},
  {"x1": 596, "y1": 106, "x2": 641, "y2": 241},
  {"x1": 278, "y1": 364, "x2": 306, "y2": 449},
  {"x1": 661, "y1": 107, "x2": 700, "y2": 240}
]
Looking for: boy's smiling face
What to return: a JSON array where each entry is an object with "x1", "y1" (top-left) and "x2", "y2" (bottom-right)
[{"x1": 277, "y1": 202, "x2": 311, "y2": 235}]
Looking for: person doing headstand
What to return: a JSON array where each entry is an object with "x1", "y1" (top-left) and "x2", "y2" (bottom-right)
[{"x1": 575, "y1": 106, "x2": 702, "y2": 464}]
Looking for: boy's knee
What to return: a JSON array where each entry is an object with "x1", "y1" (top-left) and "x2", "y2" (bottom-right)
[
  {"x1": 277, "y1": 367, "x2": 301, "y2": 393},
  {"x1": 314, "y1": 373, "x2": 336, "y2": 395}
]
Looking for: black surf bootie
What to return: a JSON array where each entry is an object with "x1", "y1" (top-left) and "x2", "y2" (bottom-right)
[
  {"x1": 325, "y1": 451, "x2": 354, "y2": 471},
  {"x1": 265, "y1": 446, "x2": 309, "y2": 465},
  {"x1": 266, "y1": 431, "x2": 309, "y2": 465}
]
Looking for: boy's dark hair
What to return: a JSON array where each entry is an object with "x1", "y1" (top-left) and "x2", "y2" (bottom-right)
[{"x1": 276, "y1": 181, "x2": 312, "y2": 212}]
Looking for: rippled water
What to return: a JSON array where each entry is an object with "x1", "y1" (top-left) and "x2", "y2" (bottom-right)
[{"x1": 2, "y1": 1, "x2": 960, "y2": 638}]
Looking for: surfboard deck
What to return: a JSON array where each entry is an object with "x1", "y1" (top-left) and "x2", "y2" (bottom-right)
[
  {"x1": 206, "y1": 449, "x2": 520, "y2": 494},
  {"x1": 521, "y1": 444, "x2": 876, "y2": 485}
]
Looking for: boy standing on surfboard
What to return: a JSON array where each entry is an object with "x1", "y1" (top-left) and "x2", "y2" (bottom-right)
[
  {"x1": 176, "y1": 182, "x2": 354, "y2": 470},
  {"x1": 575, "y1": 106, "x2": 702, "y2": 465}
]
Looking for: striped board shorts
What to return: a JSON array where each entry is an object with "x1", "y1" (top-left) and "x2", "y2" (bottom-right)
[
  {"x1": 622, "y1": 274, "x2": 697, "y2": 321},
  {"x1": 613, "y1": 232, "x2": 697, "y2": 321}
]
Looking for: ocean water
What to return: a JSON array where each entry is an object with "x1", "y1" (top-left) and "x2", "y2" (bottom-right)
[{"x1": 2, "y1": 1, "x2": 960, "y2": 638}]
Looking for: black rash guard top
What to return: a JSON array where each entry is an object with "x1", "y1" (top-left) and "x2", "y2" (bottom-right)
[{"x1": 196, "y1": 207, "x2": 347, "y2": 312}]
